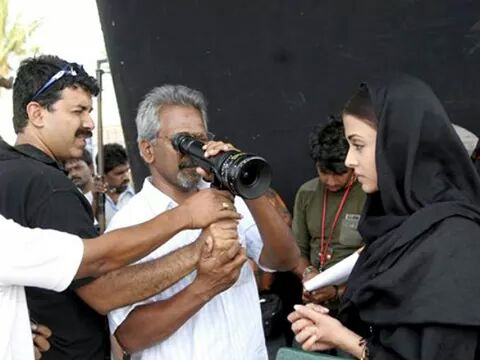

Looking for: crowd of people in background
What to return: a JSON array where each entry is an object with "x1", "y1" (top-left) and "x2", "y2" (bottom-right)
[
  {"x1": 1, "y1": 53, "x2": 480, "y2": 360},
  {"x1": 64, "y1": 143, "x2": 134, "y2": 229}
]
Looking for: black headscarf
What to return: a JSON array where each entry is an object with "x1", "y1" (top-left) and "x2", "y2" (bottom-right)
[
  {"x1": 472, "y1": 139, "x2": 480, "y2": 176},
  {"x1": 341, "y1": 75, "x2": 480, "y2": 329}
]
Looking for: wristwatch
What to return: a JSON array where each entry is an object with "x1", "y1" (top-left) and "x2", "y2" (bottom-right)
[{"x1": 302, "y1": 265, "x2": 316, "y2": 279}]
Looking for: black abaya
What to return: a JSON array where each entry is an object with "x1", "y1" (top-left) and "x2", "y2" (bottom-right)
[{"x1": 340, "y1": 75, "x2": 480, "y2": 359}]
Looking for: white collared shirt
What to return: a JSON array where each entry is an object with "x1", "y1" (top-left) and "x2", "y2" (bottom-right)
[
  {"x1": 105, "y1": 185, "x2": 135, "y2": 226},
  {"x1": 107, "y1": 178, "x2": 268, "y2": 360},
  {"x1": 83, "y1": 190, "x2": 93, "y2": 205},
  {"x1": 0, "y1": 215, "x2": 83, "y2": 360}
]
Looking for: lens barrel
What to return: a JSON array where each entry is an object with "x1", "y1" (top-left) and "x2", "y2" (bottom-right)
[{"x1": 171, "y1": 134, "x2": 271, "y2": 199}]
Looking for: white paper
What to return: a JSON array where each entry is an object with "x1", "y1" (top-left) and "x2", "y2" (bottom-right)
[{"x1": 303, "y1": 252, "x2": 359, "y2": 292}]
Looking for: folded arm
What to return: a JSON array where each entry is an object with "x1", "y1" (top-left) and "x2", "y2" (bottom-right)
[
  {"x1": 77, "y1": 205, "x2": 191, "y2": 279},
  {"x1": 115, "y1": 221, "x2": 246, "y2": 352},
  {"x1": 78, "y1": 188, "x2": 240, "y2": 279},
  {"x1": 76, "y1": 240, "x2": 202, "y2": 315}
]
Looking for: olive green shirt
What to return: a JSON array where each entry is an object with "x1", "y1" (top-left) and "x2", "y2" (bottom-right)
[{"x1": 292, "y1": 178, "x2": 366, "y2": 271}]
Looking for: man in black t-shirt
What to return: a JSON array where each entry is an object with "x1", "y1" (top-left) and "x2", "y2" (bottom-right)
[
  {"x1": 0, "y1": 55, "x2": 242, "y2": 359},
  {"x1": 2, "y1": 56, "x2": 105, "y2": 359}
]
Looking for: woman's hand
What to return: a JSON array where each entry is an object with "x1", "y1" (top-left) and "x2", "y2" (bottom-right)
[
  {"x1": 288, "y1": 303, "x2": 344, "y2": 352},
  {"x1": 288, "y1": 303, "x2": 364, "y2": 358}
]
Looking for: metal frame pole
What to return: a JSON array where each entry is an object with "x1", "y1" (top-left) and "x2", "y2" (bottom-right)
[{"x1": 96, "y1": 59, "x2": 108, "y2": 233}]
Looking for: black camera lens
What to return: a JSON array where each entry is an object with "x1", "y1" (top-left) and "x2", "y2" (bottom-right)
[
  {"x1": 224, "y1": 155, "x2": 271, "y2": 199},
  {"x1": 171, "y1": 133, "x2": 271, "y2": 199},
  {"x1": 240, "y1": 169, "x2": 256, "y2": 186}
]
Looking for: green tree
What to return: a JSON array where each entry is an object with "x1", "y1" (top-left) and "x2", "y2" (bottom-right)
[{"x1": 0, "y1": 0, "x2": 40, "y2": 89}]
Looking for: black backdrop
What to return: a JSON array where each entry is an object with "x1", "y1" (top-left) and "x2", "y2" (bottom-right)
[{"x1": 96, "y1": 0, "x2": 480, "y2": 209}]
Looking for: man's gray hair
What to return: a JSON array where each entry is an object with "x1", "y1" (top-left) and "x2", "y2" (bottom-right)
[{"x1": 135, "y1": 84, "x2": 208, "y2": 142}]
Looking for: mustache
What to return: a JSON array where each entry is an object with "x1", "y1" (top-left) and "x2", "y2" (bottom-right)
[
  {"x1": 75, "y1": 129, "x2": 93, "y2": 139},
  {"x1": 110, "y1": 184, "x2": 128, "y2": 194},
  {"x1": 69, "y1": 177, "x2": 84, "y2": 185}
]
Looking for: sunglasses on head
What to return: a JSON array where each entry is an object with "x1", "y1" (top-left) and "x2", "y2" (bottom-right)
[{"x1": 31, "y1": 66, "x2": 78, "y2": 101}]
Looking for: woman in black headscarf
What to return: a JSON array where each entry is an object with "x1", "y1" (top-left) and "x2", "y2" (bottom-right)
[{"x1": 288, "y1": 75, "x2": 480, "y2": 359}]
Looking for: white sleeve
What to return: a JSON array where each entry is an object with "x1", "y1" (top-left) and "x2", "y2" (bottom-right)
[
  {"x1": 108, "y1": 296, "x2": 155, "y2": 334},
  {"x1": 0, "y1": 214, "x2": 84, "y2": 291}
]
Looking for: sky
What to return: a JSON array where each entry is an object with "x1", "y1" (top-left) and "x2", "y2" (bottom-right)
[{"x1": 0, "y1": 0, "x2": 121, "y2": 144}]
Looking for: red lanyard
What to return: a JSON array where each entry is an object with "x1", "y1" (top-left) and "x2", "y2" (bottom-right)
[{"x1": 319, "y1": 177, "x2": 355, "y2": 269}]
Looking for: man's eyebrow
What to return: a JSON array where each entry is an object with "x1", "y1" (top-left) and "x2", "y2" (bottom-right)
[{"x1": 73, "y1": 104, "x2": 93, "y2": 112}]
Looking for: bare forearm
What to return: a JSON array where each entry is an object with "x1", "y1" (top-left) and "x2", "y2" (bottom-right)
[
  {"x1": 116, "y1": 280, "x2": 212, "y2": 353},
  {"x1": 78, "y1": 206, "x2": 190, "y2": 279},
  {"x1": 293, "y1": 257, "x2": 311, "y2": 279},
  {"x1": 76, "y1": 241, "x2": 200, "y2": 315},
  {"x1": 246, "y1": 196, "x2": 300, "y2": 270},
  {"x1": 335, "y1": 326, "x2": 364, "y2": 359}
]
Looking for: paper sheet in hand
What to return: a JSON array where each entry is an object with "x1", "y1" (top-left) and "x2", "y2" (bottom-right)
[{"x1": 303, "y1": 252, "x2": 359, "y2": 292}]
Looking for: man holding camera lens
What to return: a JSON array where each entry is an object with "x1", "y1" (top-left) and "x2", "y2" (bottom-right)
[
  {"x1": 0, "y1": 55, "x2": 243, "y2": 360},
  {"x1": 106, "y1": 84, "x2": 300, "y2": 360}
]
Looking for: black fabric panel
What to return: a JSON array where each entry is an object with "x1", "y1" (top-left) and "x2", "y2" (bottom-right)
[{"x1": 96, "y1": 0, "x2": 480, "y2": 207}]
